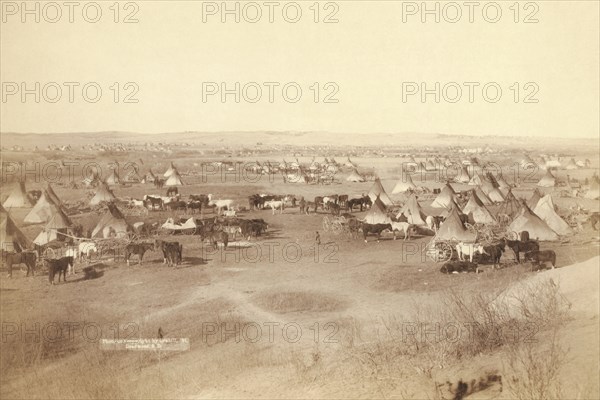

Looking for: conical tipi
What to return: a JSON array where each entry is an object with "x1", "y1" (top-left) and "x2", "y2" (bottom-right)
[
  {"x1": 533, "y1": 195, "x2": 572, "y2": 236},
  {"x1": 364, "y1": 196, "x2": 391, "y2": 224},
  {"x1": 367, "y1": 178, "x2": 393, "y2": 207},
  {"x1": 431, "y1": 183, "x2": 455, "y2": 208},
  {"x1": 0, "y1": 204, "x2": 31, "y2": 252},
  {"x1": 509, "y1": 203, "x2": 558, "y2": 241},
  {"x1": 392, "y1": 173, "x2": 417, "y2": 194},
  {"x1": 396, "y1": 193, "x2": 427, "y2": 225},
  {"x1": 3, "y1": 182, "x2": 33, "y2": 208}
]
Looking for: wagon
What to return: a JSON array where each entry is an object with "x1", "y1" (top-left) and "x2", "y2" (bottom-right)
[
  {"x1": 159, "y1": 217, "x2": 197, "y2": 235},
  {"x1": 464, "y1": 222, "x2": 519, "y2": 244},
  {"x1": 322, "y1": 215, "x2": 358, "y2": 237},
  {"x1": 425, "y1": 237, "x2": 456, "y2": 263}
]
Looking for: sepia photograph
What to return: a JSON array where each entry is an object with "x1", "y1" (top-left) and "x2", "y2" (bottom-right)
[{"x1": 1, "y1": 1, "x2": 599, "y2": 398}]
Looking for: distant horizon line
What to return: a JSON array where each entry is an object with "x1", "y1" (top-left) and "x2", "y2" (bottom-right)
[{"x1": 1, "y1": 130, "x2": 598, "y2": 141}]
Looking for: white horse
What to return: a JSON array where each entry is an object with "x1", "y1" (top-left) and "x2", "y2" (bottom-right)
[
  {"x1": 456, "y1": 242, "x2": 486, "y2": 262},
  {"x1": 391, "y1": 222, "x2": 417, "y2": 241},
  {"x1": 208, "y1": 194, "x2": 234, "y2": 214},
  {"x1": 264, "y1": 200, "x2": 285, "y2": 215}
]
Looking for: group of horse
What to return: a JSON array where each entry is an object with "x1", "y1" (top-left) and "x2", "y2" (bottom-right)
[{"x1": 441, "y1": 238, "x2": 556, "y2": 273}]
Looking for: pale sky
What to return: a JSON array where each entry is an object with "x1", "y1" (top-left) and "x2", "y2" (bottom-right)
[{"x1": 1, "y1": 1, "x2": 599, "y2": 138}]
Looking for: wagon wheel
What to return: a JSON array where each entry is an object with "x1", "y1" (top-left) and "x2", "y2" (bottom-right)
[
  {"x1": 184, "y1": 227, "x2": 197, "y2": 236},
  {"x1": 331, "y1": 221, "x2": 343, "y2": 235},
  {"x1": 42, "y1": 247, "x2": 56, "y2": 260},
  {"x1": 322, "y1": 217, "x2": 331, "y2": 232},
  {"x1": 505, "y1": 230, "x2": 519, "y2": 241},
  {"x1": 464, "y1": 223, "x2": 477, "y2": 236},
  {"x1": 436, "y1": 242, "x2": 454, "y2": 262}
]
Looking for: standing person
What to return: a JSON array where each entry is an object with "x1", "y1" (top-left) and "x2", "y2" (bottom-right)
[{"x1": 315, "y1": 231, "x2": 321, "y2": 246}]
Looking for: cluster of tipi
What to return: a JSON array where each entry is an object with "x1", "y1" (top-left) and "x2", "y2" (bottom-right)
[
  {"x1": 1, "y1": 182, "x2": 134, "y2": 250},
  {"x1": 359, "y1": 175, "x2": 576, "y2": 242},
  {"x1": 83, "y1": 162, "x2": 184, "y2": 187}
]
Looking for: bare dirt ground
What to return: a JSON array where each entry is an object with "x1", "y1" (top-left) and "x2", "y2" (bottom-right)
[{"x1": 1, "y1": 150, "x2": 599, "y2": 399}]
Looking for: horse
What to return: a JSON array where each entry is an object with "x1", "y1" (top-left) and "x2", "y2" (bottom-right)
[
  {"x1": 347, "y1": 196, "x2": 371, "y2": 212},
  {"x1": 4, "y1": 251, "x2": 37, "y2": 277},
  {"x1": 314, "y1": 196, "x2": 325, "y2": 212},
  {"x1": 482, "y1": 242, "x2": 505, "y2": 269},
  {"x1": 426, "y1": 215, "x2": 444, "y2": 232},
  {"x1": 143, "y1": 195, "x2": 164, "y2": 210},
  {"x1": 329, "y1": 203, "x2": 341, "y2": 216},
  {"x1": 524, "y1": 250, "x2": 556, "y2": 270},
  {"x1": 503, "y1": 239, "x2": 540, "y2": 263},
  {"x1": 264, "y1": 200, "x2": 285, "y2": 215},
  {"x1": 125, "y1": 242, "x2": 155, "y2": 266},
  {"x1": 390, "y1": 222, "x2": 418, "y2": 241},
  {"x1": 208, "y1": 195, "x2": 234, "y2": 214},
  {"x1": 456, "y1": 242, "x2": 486, "y2": 262},
  {"x1": 361, "y1": 223, "x2": 393, "y2": 243}
]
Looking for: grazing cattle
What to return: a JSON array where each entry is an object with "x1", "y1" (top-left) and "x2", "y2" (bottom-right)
[
  {"x1": 362, "y1": 223, "x2": 393, "y2": 243},
  {"x1": 426, "y1": 215, "x2": 444, "y2": 232},
  {"x1": 164, "y1": 242, "x2": 183, "y2": 267},
  {"x1": 440, "y1": 261, "x2": 479, "y2": 274},
  {"x1": 524, "y1": 250, "x2": 556, "y2": 270},
  {"x1": 166, "y1": 187, "x2": 178, "y2": 197},
  {"x1": 588, "y1": 212, "x2": 600, "y2": 230},
  {"x1": 154, "y1": 239, "x2": 181, "y2": 264},
  {"x1": 46, "y1": 256, "x2": 74, "y2": 284},
  {"x1": 456, "y1": 242, "x2": 486, "y2": 262},
  {"x1": 504, "y1": 239, "x2": 540, "y2": 263},
  {"x1": 4, "y1": 251, "x2": 37, "y2": 277},
  {"x1": 390, "y1": 222, "x2": 418, "y2": 241},
  {"x1": 125, "y1": 242, "x2": 154, "y2": 266},
  {"x1": 78, "y1": 241, "x2": 98, "y2": 263}
]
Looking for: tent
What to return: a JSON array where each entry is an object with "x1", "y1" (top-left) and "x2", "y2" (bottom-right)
[
  {"x1": 163, "y1": 162, "x2": 176, "y2": 178},
  {"x1": 496, "y1": 175, "x2": 511, "y2": 190},
  {"x1": 509, "y1": 203, "x2": 558, "y2": 241},
  {"x1": 396, "y1": 193, "x2": 427, "y2": 225},
  {"x1": 33, "y1": 204, "x2": 73, "y2": 245},
  {"x1": 3, "y1": 182, "x2": 33, "y2": 209},
  {"x1": 392, "y1": 173, "x2": 417, "y2": 194},
  {"x1": 24, "y1": 190, "x2": 57, "y2": 224},
  {"x1": 91, "y1": 203, "x2": 131, "y2": 239},
  {"x1": 533, "y1": 195, "x2": 572, "y2": 236},
  {"x1": 430, "y1": 183, "x2": 456, "y2": 209},
  {"x1": 545, "y1": 159, "x2": 561, "y2": 170},
  {"x1": 0, "y1": 205, "x2": 31, "y2": 252},
  {"x1": 90, "y1": 183, "x2": 117, "y2": 206},
  {"x1": 496, "y1": 189, "x2": 521, "y2": 219},
  {"x1": 165, "y1": 169, "x2": 184, "y2": 186},
  {"x1": 346, "y1": 169, "x2": 365, "y2": 183},
  {"x1": 527, "y1": 188, "x2": 543, "y2": 210},
  {"x1": 468, "y1": 173, "x2": 486, "y2": 186},
  {"x1": 473, "y1": 186, "x2": 493, "y2": 206},
  {"x1": 454, "y1": 165, "x2": 471, "y2": 184},
  {"x1": 286, "y1": 172, "x2": 307, "y2": 184},
  {"x1": 564, "y1": 159, "x2": 579, "y2": 170},
  {"x1": 124, "y1": 168, "x2": 143, "y2": 183},
  {"x1": 537, "y1": 170, "x2": 557, "y2": 187},
  {"x1": 364, "y1": 196, "x2": 392, "y2": 224},
  {"x1": 82, "y1": 171, "x2": 101, "y2": 187},
  {"x1": 462, "y1": 190, "x2": 496, "y2": 224},
  {"x1": 434, "y1": 206, "x2": 477, "y2": 242},
  {"x1": 105, "y1": 169, "x2": 121, "y2": 185},
  {"x1": 367, "y1": 178, "x2": 394, "y2": 207},
  {"x1": 480, "y1": 181, "x2": 505, "y2": 203},
  {"x1": 46, "y1": 184, "x2": 61, "y2": 205},
  {"x1": 584, "y1": 176, "x2": 599, "y2": 200},
  {"x1": 440, "y1": 198, "x2": 463, "y2": 218}
]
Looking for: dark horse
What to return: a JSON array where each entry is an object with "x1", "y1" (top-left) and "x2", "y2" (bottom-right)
[
  {"x1": 4, "y1": 251, "x2": 37, "y2": 277},
  {"x1": 362, "y1": 223, "x2": 393, "y2": 243},
  {"x1": 125, "y1": 242, "x2": 155, "y2": 266},
  {"x1": 504, "y1": 239, "x2": 540, "y2": 263}
]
